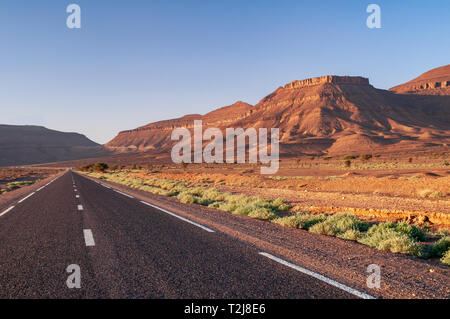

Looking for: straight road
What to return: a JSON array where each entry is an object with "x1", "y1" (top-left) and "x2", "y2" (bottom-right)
[{"x1": 0, "y1": 171, "x2": 370, "y2": 298}]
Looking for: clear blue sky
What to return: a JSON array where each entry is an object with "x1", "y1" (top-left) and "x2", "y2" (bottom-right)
[{"x1": 1, "y1": 0, "x2": 449, "y2": 144}]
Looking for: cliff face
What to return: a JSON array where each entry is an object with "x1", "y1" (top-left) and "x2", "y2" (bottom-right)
[
  {"x1": 390, "y1": 65, "x2": 450, "y2": 95},
  {"x1": 284, "y1": 76, "x2": 370, "y2": 89},
  {"x1": 0, "y1": 125, "x2": 108, "y2": 166},
  {"x1": 106, "y1": 71, "x2": 450, "y2": 156}
]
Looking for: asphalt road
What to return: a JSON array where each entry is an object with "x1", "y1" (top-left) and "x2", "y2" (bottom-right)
[{"x1": 0, "y1": 171, "x2": 367, "y2": 299}]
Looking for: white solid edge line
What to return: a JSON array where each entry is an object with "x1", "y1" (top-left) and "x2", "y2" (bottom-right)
[
  {"x1": 258, "y1": 252, "x2": 376, "y2": 300},
  {"x1": 0, "y1": 206, "x2": 15, "y2": 217},
  {"x1": 83, "y1": 229, "x2": 95, "y2": 246},
  {"x1": 114, "y1": 190, "x2": 134, "y2": 198},
  {"x1": 18, "y1": 192, "x2": 35, "y2": 204},
  {"x1": 140, "y1": 200, "x2": 215, "y2": 233},
  {"x1": 77, "y1": 205, "x2": 84, "y2": 211},
  {"x1": 102, "y1": 184, "x2": 111, "y2": 189},
  {"x1": 36, "y1": 185, "x2": 46, "y2": 192}
]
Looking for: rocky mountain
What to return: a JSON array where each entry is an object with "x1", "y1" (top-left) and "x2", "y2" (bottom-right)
[
  {"x1": 106, "y1": 66, "x2": 450, "y2": 157},
  {"x1": 106, "y1": 101, "x2": 253, "y2": 153},
  {"x1": 0, "y1": 125, "x2": 108, "y2": 166},
  {"x1": 390, "y1": 64, "x2": 450, "y2": 95}
]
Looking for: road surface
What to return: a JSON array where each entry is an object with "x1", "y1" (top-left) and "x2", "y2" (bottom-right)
[{"x1": 0, "y1": 171, "x2": 371, "y2": 298}]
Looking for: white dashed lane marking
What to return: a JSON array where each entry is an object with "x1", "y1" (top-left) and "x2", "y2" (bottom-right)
[
  {"x1": 18, "y1": 192, "x2": 35, "y2": 204},
  {"x1": 114, "y1": 190, "x2": 134, "y2": 198},
  {"x1": 77, "y1": 205, "x2": 84, "y2": 211},
  {"x1": 258, "y1": 252, "x2": 375, "y2": 299},
  {"x1": 0, "y1": 206, "x2": 15, "y2": 217},
  {"x1": 83, "y1": 229, "x2": 95, "y2": 246},
  {"x1": 140, "y1": 201, "x2": 215, "y2": 233}
]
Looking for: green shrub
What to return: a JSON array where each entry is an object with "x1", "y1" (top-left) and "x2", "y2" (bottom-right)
[
  {"x1": 309, "y1": 222, "x2": 337, "y2": 236},
  {"x1": 337, "y1": 229, "x2": 364, "y2": 241},
  {"x1": 429, "y1": 236, "x2": 450, "y2": 258},
  {"x1": 344, "y1": 160, "x2": 352, "y2": 168},
  {"x1": 272, "y1": 198, "x2": 290, "y2": 211},
  {"x1": 216, "y1": 202, "x2": 239, "y2": 213},
  {"x1": 376, "y1": 235, "x2": 423, "y2": 256},
  {"x1": 309, "y1": 214, "x2": 369, "y2": 237},
  {"x1": 93, "y1": 162, "x2": 109, "y2": 172},
  {"x1": 247, "y1": 208, "x2": 277, "y2": 220},
  {"x1": 201, "y1": 189, "x2": 226, "y2": 201},
  {"x1": 441, "y1": 250, "x2": 450, "y2": 266},
  {"x1": 358, "y1": 227, "x2": 423, "y2": 257},
  {"x1": 365, "y1": 222, "x2": 426, "y2": 242},
  {"x1": 177, "y1": 193, "x2": 196, "y2": 204},
  {"x1": 233, "y1": 205, "x2": 253, "y2": 216},
  {"x1": 428, "y1": 191, "x2": 445, "y2": 199}
]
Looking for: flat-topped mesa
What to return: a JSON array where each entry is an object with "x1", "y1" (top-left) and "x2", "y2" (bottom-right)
[{"x1": 285, "y1": 75, "x2": 370, "y2": 89}]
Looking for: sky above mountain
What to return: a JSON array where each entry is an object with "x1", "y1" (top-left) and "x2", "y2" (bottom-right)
[{"x1": 1, "y1": 0, "x2": 449, "y2": 143}]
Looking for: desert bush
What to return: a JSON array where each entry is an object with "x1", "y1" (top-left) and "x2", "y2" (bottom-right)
[
  {"x1": 344, "y1": 160, "x2": 352, "y2": 168},
  {"x1": 361, "y1": 154, "x2": 373, "y2": 160},
  {"x1": 272, "y1": 198, "x2": 290, "y2": 211},
  {"x1": 365, "y1": 222, "x2": 426, "y2": 242},
  {"x1": 177, "y1": 193, "x2": 196, "y2": 204},
  {"x1": 428, "y1": 191, "x2": 445, "y2": 199},
  {"x1": 7, "y1": 181, "x2": 34, "y2": 187},
  {"x1": 358, "y1": 224, "x2": 424, "y2": 257},
  {"x1": 429, "y1": 236, "x2": 450, "y2": 258},
  {"x1": 376, "y1": 235, "x2": 423, "y2": 256},
  {"x1": 343, "y1": 155, "x2": 357, "y2": 160},
  {"x1": 201, "y1": 189, "x2": 226, "y2": 201},
  {"x1": 418, "y1": 189, "x2": 433, "y2": 198},
  {"x1": 215, "y1": 202, "x2": 239, "y2": 213},
  {"x1": 247, "y1": 208, "x2": 277, "y2": 220},
  {"x1": 80, "y1": 164, "x2": 93, "y2": 172},
  {"x1": 309, "y1": 214, "x2": 369, "y2": 237},
  {"x1": 441, "y1": 250, "x2": 450, "y2": 266},
  {"x1": 80, "y1": 162, "x2": 108, "y2": 172},
  {"x1": 92, "y1": 163, "x2": 108, "y2": 172},
  {"x1": 233, "y1": 205, "x2": 254, "y2": 216},
  {"x1": 309, "y1": 222, "x2": 336, "y2": 236},
  {"x1": 273, "y1": 213, "x2": 326, "y2": 230},
  {"x1": 0, "y1": 181, "x2": 35, "y2": 194},
  {"x1": 337, "y1": 229, "x2": 364, "y2": 241}
]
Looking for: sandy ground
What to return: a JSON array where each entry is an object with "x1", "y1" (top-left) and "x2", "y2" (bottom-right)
[{"x1": 128, "y1": 162, "x2": 450, "y2": 229}]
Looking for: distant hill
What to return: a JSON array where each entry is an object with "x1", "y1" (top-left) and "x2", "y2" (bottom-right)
[
  {"x1": 0, "y1": 125, "x2": 108, "y2": 166},
  {"x1": 106, "y1": 101, "x2": 253, "y2": 153},
  {"x1": 390, "y1": 64, "x2": 450, "y2": 95},
  {"x1": 106, "y1": 67, "x2": 450, "y2": 157}
]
